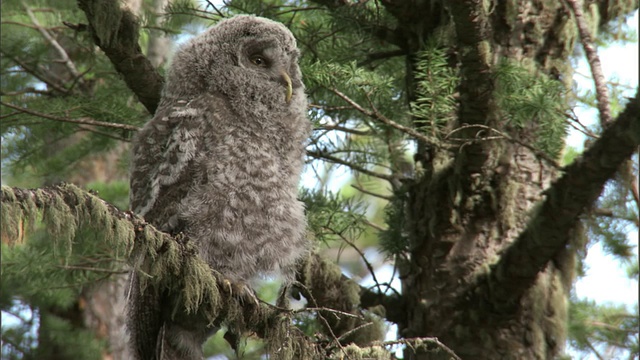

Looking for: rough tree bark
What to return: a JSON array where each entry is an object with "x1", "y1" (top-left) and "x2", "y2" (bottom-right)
[
  {"x1": 309, "y1": 0, "x2": 637, "y2": 359},
  {"x1": 392, "y1": 1, "x2": 635, "y2": 359}
]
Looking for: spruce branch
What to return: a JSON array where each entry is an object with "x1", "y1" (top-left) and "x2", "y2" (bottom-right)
[
  {"x1": 1, "y1": 184, "x2": 405, "y2": 359},
  {"x1": 463, "y1": 91, "x2": 640, "y2": 314},
  {"x1": 77, "y1": 0, "x2": 164, "y2": 114},
  {"x1": 1, "y1": 184, "x2": 322, "y2": 357},
  {"x1": 0, "y1": 101, "x2": 140, "y2": 132}
]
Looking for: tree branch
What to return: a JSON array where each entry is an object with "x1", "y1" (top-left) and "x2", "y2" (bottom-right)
[
  {"x1": 0, "y1": 49, "x2": 69, "y2": 94},
  {"x1": 307, "y1": 149, "x2": 395, "y2": 182},
  {"x1": 1, "y1": 184, "x2": 324, "y2": 356},
  {"x1": 566, "y1": 0, "x2": 612, "y2": 125},
  {"x1": 1, "y1": 183, "x2": 403, "y2": 358},
  {"x1": 566, "y1": 0, "x2": 640, "y2": 237},
  {"x1": 76, "y1": 0, "x2": 164, "y2": 114},
  {"x1": 329, "y1": 88, "x2": 439, "y2": 146},
  {"x1": 22, "y1": 1, "x2": 86, "y2": 88},
  {"x1": 466, "y1": 91, "x2": 640, "y2": 312},
  {"x1": 0, "y1": 101, "x2": 140, "y2": 132}
]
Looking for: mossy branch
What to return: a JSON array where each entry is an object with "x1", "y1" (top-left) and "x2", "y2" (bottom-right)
[
  {"x1": 0, "y1": 184, "x2": 307, "y2": 354},
  {"x1": 0, "y1": 184, "x2": 412, "y2": 359},
  {"x1": 464, "y1": 91, "x2": 640, "y2": 314}
]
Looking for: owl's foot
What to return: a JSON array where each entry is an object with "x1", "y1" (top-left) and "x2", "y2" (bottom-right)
[
  {"x1": 221, "y1": 278, "x2": 260, "y2": 307},
  {"x1": 233, "y1": 282, "x2": 260, "y2": 307}
]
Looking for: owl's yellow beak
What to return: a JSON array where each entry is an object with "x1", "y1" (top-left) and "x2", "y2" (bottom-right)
[{"x1": 281, "y1": 70, "x2": 293, "y2": 103}]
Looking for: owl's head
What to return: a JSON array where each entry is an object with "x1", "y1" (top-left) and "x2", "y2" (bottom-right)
[{"x1": 163, "y1": 15, "x2": 304, "y2": 112}]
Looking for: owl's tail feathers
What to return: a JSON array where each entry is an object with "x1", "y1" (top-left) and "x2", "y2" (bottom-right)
[{"x1": 126, "y1": 272, "x2": 164, "y2": 360}]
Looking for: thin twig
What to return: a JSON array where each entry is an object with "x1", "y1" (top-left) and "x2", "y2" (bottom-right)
[
  {"x1": 0, "y1": 50, "x2": 69, "y2": 94},
  {"x1": 336, "y1": 322, "x2": 374, "y2": 343},
  {"x1": 351, "y1": 183, "x2": 393, "y2": 201},
  {"x1": 584, "y1": 339, "x2": 606, "y2": 360},
  {"x1": 76, "y1": 125, "x2": 131, "y2": 142},
  {"x1": 332, "y1": 230, "x2": 383, "y2": 294},
  {"x1": 316, "y1": 123, "x2": 374, "y2": 136},
  {"x1": 55, "y1": 264, "x2": 129, "y2": 274},
  {"x1": 0, "y1": 20, "x2": 63, "y2": 31},
  {"x1": 309, "y1": 104, "x2": 353, "y2": 112},
  {"x1": 446, "y1": 124, "x2": 561, "y2": 168},
  {"x1": 0, "y1": 101, "x2": 140, "y2": 132},
  {"x1": 204, "y1": 0, "x2": 226, "y2": 17},
  {"x1": 307, "y1": 149, "x2": 395, "y2": 181},
  {"x1": 362, "y1": 218, "x2": 387, "y2": 232},
  {"x1": 565, "y1": 0, "x2": 611, "y2": 125},
  {"x1": 377, "y1": 337, "x2": 462, "y2": 360},
  {"x1": 275, "y1": 6, "x2": 324, "y2": 16},
  {"x1": 330, "y1": 88, "x2": 438, "y2": 146},
  {"x1": 0, "y1": 88, "x2": 55, "y2": 96},
  {"x1": 293, "y1": 282, "x2": 352, "y2": 359},
  {"x1": 565, "y1": 116, "x2": 599, "y2": 139},
  {"x1": 296, "y1": 307, "x2": 363, "y2": 320}
]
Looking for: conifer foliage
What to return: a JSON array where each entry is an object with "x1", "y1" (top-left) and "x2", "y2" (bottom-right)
[{"x1": 1, "y1": 0, "x2": 638, "y2": 359}]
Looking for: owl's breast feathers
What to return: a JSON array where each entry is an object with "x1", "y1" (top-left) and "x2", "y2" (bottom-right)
[
  {"x1": 130, "y1": 93, "x2": 309, "y2": 280},
  {"x1": 180, "y1": 94, "x2": 310, "y2": 281}
]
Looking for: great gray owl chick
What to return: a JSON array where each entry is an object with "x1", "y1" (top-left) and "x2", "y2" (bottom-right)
[{"x1": 128, "y1": 15, "x2": 310, "y2": 360}]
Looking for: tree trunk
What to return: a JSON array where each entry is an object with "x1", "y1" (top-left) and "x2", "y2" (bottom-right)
[{"x1": 400, "y1": 1, "x2": 580, "y2": 359}]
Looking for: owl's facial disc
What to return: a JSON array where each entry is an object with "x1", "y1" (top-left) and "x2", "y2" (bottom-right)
[{"x1": 281, "y1": 70, "x2": 293, "y2": 103}]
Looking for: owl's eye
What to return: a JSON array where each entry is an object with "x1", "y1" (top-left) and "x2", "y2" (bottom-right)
[{"x1": 250, "y1": 55, "x2": 268, "y2": 67}]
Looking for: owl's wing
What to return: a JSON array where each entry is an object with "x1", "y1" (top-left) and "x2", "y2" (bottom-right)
[
  {"x1": 129, "y1": 99, "x2": 206, "y2": 232},
  {"x1": 128, "y1": 98, "x2": 210, "y2": 359}
]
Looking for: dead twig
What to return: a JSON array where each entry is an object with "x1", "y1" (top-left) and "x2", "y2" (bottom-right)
[
  {"x1": 307, "y1": 149, "x2": 395, "y2": 182},
  {"x1": 376, "y1": 336, "x2": 462, "y2": 360},
  {"x1": 23, "y1": 1, "x2": 86, "y2": 88},
  {"x1": 330, "y1": 88, "x2": 439, "y2": 147},
  {"x1": 351, "y1": 183, "x2": 393, "y2": 201},
  {"x1": 446, "y1": 124, "x2": 561, "y2": 169},
  {"x1": 565, "y1": 0, "x2": 611, "y2": 125}
]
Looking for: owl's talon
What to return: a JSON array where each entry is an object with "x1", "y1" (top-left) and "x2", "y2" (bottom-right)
[
  {"x1": 222, "y1": 279, "x2": 233, "y2": 296},
  {"x1": 231, "y1": 282, "x2": 260, "y2": 307}
]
